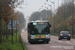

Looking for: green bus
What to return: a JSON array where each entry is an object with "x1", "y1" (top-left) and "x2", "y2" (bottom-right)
[{"x1": 27, "y1": 20, "x2": 51, "y2": 44}]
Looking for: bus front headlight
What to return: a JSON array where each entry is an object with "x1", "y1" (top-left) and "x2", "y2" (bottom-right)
[
  {"x1": 31, "y1": 36, "x2": 33, "y2": 39},
  {"x1": 46, "y1": 34, "x2": 50, "y2": 38},
  {"x1": 31, "y1": 35, "x2": 35, "y2": 39}
]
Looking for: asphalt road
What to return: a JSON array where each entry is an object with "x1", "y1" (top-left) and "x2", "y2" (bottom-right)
[{"x1": 21, "y1": 31, "x2": 75, "y2": 50}]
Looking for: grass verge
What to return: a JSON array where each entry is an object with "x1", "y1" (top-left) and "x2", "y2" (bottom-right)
[{"x1": 0, "y1": 31, "x2": 27, "y2": 50}]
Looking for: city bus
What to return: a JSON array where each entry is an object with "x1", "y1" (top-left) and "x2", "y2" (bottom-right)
[{"x1": 27, "y1": 20, "x2": 51, "y2": 44}]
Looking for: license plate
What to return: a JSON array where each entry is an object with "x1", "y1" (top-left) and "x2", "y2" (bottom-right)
[
  {"x1": 64, "y1": 37, "x2": 67, "y2": 38},
  {"x1": 38, "y1": 40, "x2": 43, "y2": 41}
]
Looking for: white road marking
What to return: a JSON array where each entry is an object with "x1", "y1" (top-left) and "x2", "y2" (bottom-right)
[
  {"x1": 65, "y1": 41, "x2": 75, "y2": 45},
  {"x1": 52, "y1": 39, "x2": 75, "y2": 45}
]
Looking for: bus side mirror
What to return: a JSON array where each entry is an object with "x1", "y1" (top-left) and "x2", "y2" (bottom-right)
[
  {"x1": 28, "y1": 25, "x2": 30, "y2": 27},
  {"x1": 49, "y1": 24, "x2": 51, "y2": 27},
  {"x1": 28, "y1": 25, "x2": 32, "y2": 27}
]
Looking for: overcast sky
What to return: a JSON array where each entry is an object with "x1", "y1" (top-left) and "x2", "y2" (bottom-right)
[{"x1": 15, "y1": 0, "x2": 63, "y2": 18}]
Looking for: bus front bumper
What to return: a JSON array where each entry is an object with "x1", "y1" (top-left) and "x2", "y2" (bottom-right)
[{"x1": 30, "y1": 38, "x2": 50, "y2": 42}]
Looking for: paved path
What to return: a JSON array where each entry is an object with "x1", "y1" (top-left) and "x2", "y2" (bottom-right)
[{"x1": 21, "y1": 31, "x2": 75, "y2": 50}]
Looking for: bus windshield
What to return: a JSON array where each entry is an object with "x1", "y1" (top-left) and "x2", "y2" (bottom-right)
[{"x1": 30, "y1": 24, "x2": 50, "y2": 34}]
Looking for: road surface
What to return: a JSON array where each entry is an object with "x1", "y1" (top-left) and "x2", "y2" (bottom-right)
[{"x1": 21, "y1": 31, "x2": 75, "y2": 50}]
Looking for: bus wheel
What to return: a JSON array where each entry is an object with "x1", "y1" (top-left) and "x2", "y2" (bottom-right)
[
  {"x1": 29, "y1": 41, "x2": 31, "y2": 44},
  {"x1": 46, "y1": 41, "x2": 49, "y2": 43},
  {"x1": 28, "y1": 41, "x2": 32, "y2": 44},
  {"x1": 28, "y1": 40, "x2": 31, "y2": 43}
]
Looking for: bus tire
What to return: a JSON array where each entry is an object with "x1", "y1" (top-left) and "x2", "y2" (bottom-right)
[
  {"x1": 28, "y1": 41, "x2": 32, "y2": 44},
  {"x1": 46, "y1": 41, "x2": 49, "y2": 43},
  {"x1": 28, "y1": 40, "x2": 30, "y2": 43},
  {"x1": 30, "y1": 42, "x2": 33, "y2": 44}
]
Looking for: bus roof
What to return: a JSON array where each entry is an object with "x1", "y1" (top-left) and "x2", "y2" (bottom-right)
[{"x1": 30, "y1": 20, "x2": 49, "y2": 23}]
